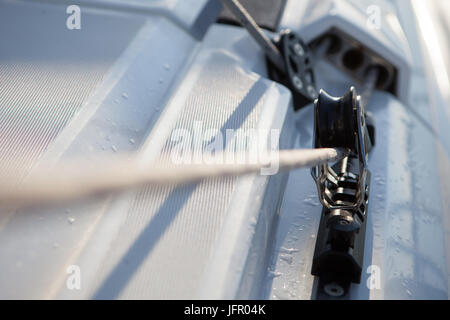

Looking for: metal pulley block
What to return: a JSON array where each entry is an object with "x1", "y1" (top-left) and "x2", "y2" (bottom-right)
[
  {"x1": 310, "y1": 87, "x2": 375, "y2": 297},
  {"x1": 220, "y1": 0, "x2": 318, "y2": 110},
  {"x1": 312, "y1": 87, "x2": 374, "y2": 211},
  {"x1": 266, "y1": 30, "x2": 318, "y2": 110}
]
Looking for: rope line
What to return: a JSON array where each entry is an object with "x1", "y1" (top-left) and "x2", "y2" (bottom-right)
[{"x1": 0, "y1": 148, "x2": 346, "y2": 208}]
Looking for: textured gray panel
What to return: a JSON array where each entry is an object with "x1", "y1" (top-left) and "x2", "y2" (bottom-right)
[
  {"x1": 0, "y1": 0, "x2": 143, "y2": 179},
  {"x1": 92, "y1": 54, "x2": 269, "y2": 299},
  {"x1": 0, "y1": 1, "x2": 144, "y2": 298},
  {"x1": 0, "y1": 3, "x2": 293, "y2": 298}
]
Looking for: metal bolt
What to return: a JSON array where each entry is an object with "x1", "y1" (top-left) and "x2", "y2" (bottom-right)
[
  {"x1": 324, "y1": 282, "x2": 345, "y2": 297},
  {"x1": 293, "y1": 75, "x2": 303, "y2": 90},
  {"x1": 293, "y1": 43, "x2": 304, "y2": 57},
  {"x1": 307, "y1": 85, "x2": 317, "y2": 98}
]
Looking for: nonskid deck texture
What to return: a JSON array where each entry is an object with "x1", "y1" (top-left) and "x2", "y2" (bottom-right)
[
  {"x1": 0, "y1": 0, "x2": 449, "y2": 300},
  {"x1": 0, "y1": 1, "x2": 144, "y2": 180},
  {"x1": 0, "y1": 0, "x2": 294, "y2": 299}
]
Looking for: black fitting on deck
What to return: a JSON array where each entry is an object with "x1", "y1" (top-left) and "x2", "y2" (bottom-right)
[
  {"x1": 310, "y1": 87, "x2": 375, "y2": 297},
  {"x1": 266, "y1": 30, "x2": 318, "y2": 110}
]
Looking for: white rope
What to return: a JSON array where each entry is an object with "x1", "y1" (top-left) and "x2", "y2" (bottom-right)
[{"x1": 0, "y1": 148, "x2": 345, "y2": 208}]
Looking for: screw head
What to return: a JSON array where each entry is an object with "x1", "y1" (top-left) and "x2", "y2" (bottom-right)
[
  {"x1": 324, "y1": 282, "x2": 345, "y2": 297},
  {"x1": 307, "y1": 85, "x2": 317, "y2": 98},
  {"x1": 293, "y1": 43, "x2": 304, "y2": 57},
  {"x1": 292, "y1": 75, "x2": 303, "y2": 90}
]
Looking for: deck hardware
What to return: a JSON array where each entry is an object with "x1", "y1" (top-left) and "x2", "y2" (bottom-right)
[
  {"x1": 221, "y1": 0, "x2": 319, "y2": 110},
  {"x1": 310, "y1": 86, "x2": 375, "y2": 297}
]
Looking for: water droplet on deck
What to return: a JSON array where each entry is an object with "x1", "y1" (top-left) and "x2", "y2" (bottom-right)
[
  {"x1": 67, "y1": 217, "x2": 76, "y2": 224},
  {"x1": 303, "y1": 195, "x2": 319, "y2": 207},
  {"x1": 279, "y1": 247, "x2": 299, "y2": 254},
  {"x1": 268, "y1": 270, "x2": 282, "y2": 278},
  {"x1": 280, "y1": 255, "x2": 293, "y2": 264}
]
